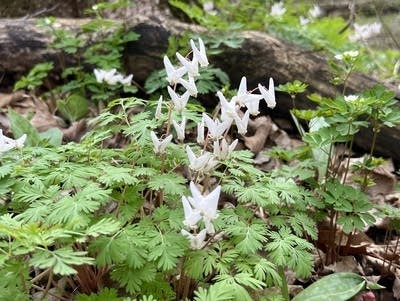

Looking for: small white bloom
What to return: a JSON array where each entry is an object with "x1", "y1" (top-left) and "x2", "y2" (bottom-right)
[
  {"x1": 163, "y1": 55, "x2": 187, "y2": 85},
  {"x1": 213, "y1": 138, "x2": 238, "y2": 160},
  {"x1": 349, "y1": 22, "x2": 382, "y2": 42},
  {"x1": 176, "y1": 52, "x2": 199, "y2": 77},
  {"x1": 344, "y1": 95, "x2": 359, "y2": 102},
  {"x1": 243, "y1": 94, "x2": 263, "y2": 116},
  {"x1": 197, "y1": 119, "x2": 205, "y2": 145},
  {"x1": 335, "y1": 50, "x2": 359, "y2": 61},
  {"x1": 181, "y1": 229, "x2": 207, "y2": 249},
  {"x1": 309, "y1": 5, "x2": 322, "y2": 19},
  {"x1": 188, "y1": 182, "x2": 220, "y2": 234},
  {"x1": 0, "y1": 131, "x2": 26, "y2": 153},
  {"x1": 172, "y1": 117, "x2": 186, "y2": 142},
  {"x1": 234, "y1": 110, "x2": 250, "y2": 135},
  {"x1": 190, "y1": 37, "x2": 209, "y2": 67},
  {"x1": 299, "y1": 16, "x2": 310, "y2": 26},
  {"x1": 258, "y1": 77, "x2": 276, "y2": 108},
  {"x1": 150, "y1": 131, "x2": 173, "y2": 154},
  {"x1": 14, "y1": 134, "x2": 27, "y2": 149},
  {"x1": 155, "y1": 95, "x2": 163, "y2": 120},
  {"x1": 270, "y1": 2, "x2": 286, "y2": 17},
  {"x1": 186, "y1": 145, "x2": 218, "y2": 172},
  {"x1": 167, "y1": 87, "x2": 190, "y2": 112},
  {"x1": 217, "y1": 91, "x2": 239, "y2": 122},
  {"x1": 178, "y1": 76, "x2": 198, "y2": 97},
  {"x1": 93, "y1": 69, "x2": 133, "y2": 85},
  {"x1": 202, "y1": 113, "x2": 231, "y2": 140},
  {"x1": 182, "y1": 196, "x2": 202, "y2": 228},
  {"x1": 119, "y1": 74, "x2": 133, "y2": 86}
]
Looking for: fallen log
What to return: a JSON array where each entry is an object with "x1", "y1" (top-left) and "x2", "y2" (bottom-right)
[{"x1": 0, "y1": 16, "x2": 399, "y2": 164}]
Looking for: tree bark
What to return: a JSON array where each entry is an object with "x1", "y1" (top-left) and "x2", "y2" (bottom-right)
[{"x1": 0, "y1": 16, "x2": 399, "y2": 164}]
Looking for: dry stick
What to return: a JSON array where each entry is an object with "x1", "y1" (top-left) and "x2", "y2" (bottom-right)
[
  {"x1": 40, "y1": 269, "x2": 54, "y2": 301},
  {"x1": 32, "y1": 284, "x2": 69, "y2": 301},
  {"x1": 387, "y1": 235, "x2": 400, "y2": 273},
  {"x1": 373, "y1": 0, "x2": 400, "y2": 50},
  {"x1": 382, "y1": 227, "x2": 391, "y2": 271}
]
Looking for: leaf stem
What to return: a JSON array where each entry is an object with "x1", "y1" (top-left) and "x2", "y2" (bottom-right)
[{"x1": 278, "y1": 265, "x2": 290, "y2": 301}]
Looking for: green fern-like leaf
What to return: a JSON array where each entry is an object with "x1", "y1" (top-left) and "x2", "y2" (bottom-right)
[
  {"x1": 225, "y1": 220, "x2": 267, "y2": 254},
  {"x1": 30, "y1": 247, "x2": 94, "y2": 275},
  {"x1": 147, "y1": 173, "x2": 187, "y2": 196},
  {"x1": 77, "y1": 288, "x2": 123, "y2": 301},
  {"x1": 194, "y1": 283, "x2": 234, "y2": 301},
  {"x1": 111, "y1": 262, "x2": 157, "y2": 294}
]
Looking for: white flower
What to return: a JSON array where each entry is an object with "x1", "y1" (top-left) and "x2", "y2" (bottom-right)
[
  {"x1": 234, "y1": 110, "x2": 250, "y2": 135},
  {"x1": 190, "y1": 37, "x2": 209, "y2": 67},
  {"x1": 172, "y1": 117, "x2": 186, "y2": 142},
  {"x1": 230, "y1": 77, "x2": 263, "y2": 116},
  {"x1": 309, "y1": 5, "x2": 322, "y2": 19},
  {"x1": 155, "y1": 95, "x2": 163, "y2": 120},
  {"x1": 186, "y1": 145, "x2": 218, "y2": 173},
  {"x1": 258, "y1": 77, "x2": 276, "y2": 108},
  {"x1": 243, "y1": 94, "x2": 263, "y2": 116},
  {"x1": 217, "y1": 91, "x2": 239, "y2": 122},
  {"x1": 270, "y1": 2, "x2": 286, "y2": 17},
  {"x1": 182, "y1": 196, "x2": 202, "y2": 228},
  {"x1": 0, "y1": 131, "x2": 26, "y2": 153},
  {"x1": 187, "y1": 181, "x2": 220, "y2": 234},
  {"x1": 335, "y1": 50, "x2": 359, "y2": 61},
  {"x1": 167, "y1": 86, "x2": 190, "y2": 112},
  {"x1": 176, "y1": 52, "x2": 199, "y2": 77},
  {"x1": 178, "y1": 76, "x2": 198, "y2": 97},
  {"x1": 150, "y1": 131, "x2": 173, "y2": 154},
  {"x1": 163, "y1": 55, "x2": 187, "y2": 85},
  {"x1": 213, "y1": 138, "x2": 238, "y2": 160},
  {"x1": 344, "y1": 95, "x2": 359, "y2": 102},
  {"x1": 181, "y1": 229, "x2": 207, "y2": 249},
  {"x1": 197, "y1": 119, "x2": 205, "y2": 145},
  {"x1": 299, "y1": 16, "x2": 310, "y2": 26},
  {"x1": 119, "y1": 74, "x2": 133, "y2": 86},
  {"x1": 349, "y1": 22, "x2": 382, "y2": 42},
  {"x1": 93, "y1": 69, "x2": 133, "y2": 85},
  {"x1": 202, "y1": 113, "x2": 231, "y2": 140}
]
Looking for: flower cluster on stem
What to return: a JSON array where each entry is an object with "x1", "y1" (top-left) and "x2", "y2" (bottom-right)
[{"x1": 150, "y1": 37, "x2": 277, "y2": 249}]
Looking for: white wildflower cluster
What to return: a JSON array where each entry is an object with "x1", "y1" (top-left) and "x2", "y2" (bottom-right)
[
  {"x1": 93, "y1": 68, "x2": 133, "y2": 86},
  {"x1": 0, "y1": 130, "x2": 27, "y2": 154},
  {"x1": 270, "y1": 1, "x2": 286, "y2": 17},
  {"x1": 335, "y1": 50, "x2": 360, "y2": 62},
  {"x1": 349, "y1": 22, "x2": 382, "y2": 42},
  {"x1": 181, "y1": 182, "x2": 220, "y2": 249},
  {"x1": 151, "y1": 37, "x2": 209, "y2": 154},
  {"x1": 149, "y1": 38, "x2": 277, "y2": 249},
  {"x1": 299, "y1": 5, "x2": 323, "y2": 26}
]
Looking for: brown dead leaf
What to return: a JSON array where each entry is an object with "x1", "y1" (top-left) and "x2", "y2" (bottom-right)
[
  {"x1": 326, "y1": 256, "x2": 361, "y2": 273},
  {"x1": 30, "y1": 97, "x2": 65, "y2": 131},
  {"x1": 244, "y1": 116, "x2": 272, "y2": 153},
  {"x1": 0, "y1": 91, "x2": 27, "y2": 108},
  {"x1": 61, "y1": 120, "x2": 88, "y2": 142},
  {"x1": 393, "y1": 276, "x2": 400, "y2": 300}
]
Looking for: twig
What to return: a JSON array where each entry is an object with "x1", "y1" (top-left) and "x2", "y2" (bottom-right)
[{"x1": 21, "y1": 4, "x2": 61, "y2": 20}]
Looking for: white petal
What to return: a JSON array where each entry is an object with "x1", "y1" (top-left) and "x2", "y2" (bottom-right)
[
  {"x1": 197, "y1": 119, "x2": 205, "y2": 145},
  {"x1": 179, "y1": 76, "x2": 198, "y2": 97},
  {"x1": 176, "y1": 52, "x2": 199, "y2": 77},
  {"x1": 155, "y1": 95, "x2": 163, "y2": 119}
]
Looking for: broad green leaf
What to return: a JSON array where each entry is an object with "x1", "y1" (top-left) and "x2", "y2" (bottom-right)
[
  {"x1": 57, "y1": 94, "x2": 90, "y2": 122},
  {"x1": 39, "y1": 127, "x2": 63, "y2": 146},
  {"x1": 8, "y1": 109, "x2": 41, "y2": 146},
  {"x1": 292, "y1": 272, "x2": 366, "y2": 301}
]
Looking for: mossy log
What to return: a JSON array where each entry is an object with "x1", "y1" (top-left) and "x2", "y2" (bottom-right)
[{"x1": 0, "y1": 16, "x2": 399, "y2": 164}]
